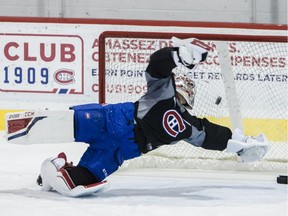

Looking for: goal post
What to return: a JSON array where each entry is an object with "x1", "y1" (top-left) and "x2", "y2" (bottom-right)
[
  {"x1": 98, "y1": 30, "x2": 287, "y2": 173},
  {"x1": 215, "y1": 40, "x2": 243, "y2": 131}
]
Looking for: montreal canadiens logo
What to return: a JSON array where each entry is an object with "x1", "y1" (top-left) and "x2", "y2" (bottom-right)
[
  {"x1": 162, "y1": 110, "x2": 186, "y2": 137},
  {"x1": 53, "y1": 69, "x2": 75, "y2": 85}
]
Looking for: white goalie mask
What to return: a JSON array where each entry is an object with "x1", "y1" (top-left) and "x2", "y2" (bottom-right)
[{"x1": 175, "y1": 75, "x2": 196, "y2": 109}]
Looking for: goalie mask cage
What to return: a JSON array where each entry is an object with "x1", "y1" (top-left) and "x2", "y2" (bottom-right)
[{"x1": 98, "y1": 30, "x2": 287, "y2": 173}]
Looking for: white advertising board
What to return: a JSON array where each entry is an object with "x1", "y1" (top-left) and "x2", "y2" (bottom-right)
[{"x1": 0, "y1": 19, "x2": 286, "y2": 112}]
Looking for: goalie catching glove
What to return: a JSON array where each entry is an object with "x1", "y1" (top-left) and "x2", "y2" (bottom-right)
[
  {"x1": 171, "y1": 36, "x2": 211, "y2": 69},
  {"x1": 38, "y1": 152, "x2": 109, "y2": 197}
]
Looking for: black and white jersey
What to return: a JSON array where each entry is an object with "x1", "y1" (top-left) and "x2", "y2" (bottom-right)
[{"x1": 134, "y1": 47, "x2": 232, "y2": 153}]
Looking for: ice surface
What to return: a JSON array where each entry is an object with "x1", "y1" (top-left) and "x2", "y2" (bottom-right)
[{"x1": 0, "y1": 132, "x2": 287, "y2": 216}]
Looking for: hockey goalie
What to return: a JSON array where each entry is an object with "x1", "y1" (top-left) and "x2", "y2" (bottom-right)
[{"x1": 5, "y1": 37, "x2": 268, "y2": 197}]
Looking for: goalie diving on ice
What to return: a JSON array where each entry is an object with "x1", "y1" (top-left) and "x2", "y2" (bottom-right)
[{"x1": 5, "y1": 37, "x2": 269, "y2": 197}]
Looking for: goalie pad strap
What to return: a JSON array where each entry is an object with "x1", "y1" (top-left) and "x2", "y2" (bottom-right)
[{"x1": 66, "y1": 166, "x2": 99, "y2": 186}]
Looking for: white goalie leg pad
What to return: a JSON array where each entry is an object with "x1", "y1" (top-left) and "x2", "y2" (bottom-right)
[
  {"x1": 40, "y1": 157, "x2": 109, "y2": 197},
  {"x1": 40, "y1": 157, "x2": 70, "y2": 193},
  {"x1": 66, "y1": 181, "x2": 109, "y2": 197},
  {"x1": 226, "y1": 133, "x2": 269, "y2": 163},
  {"x1": 5, "y1": 110, "x2": 74, "y2": 144}
]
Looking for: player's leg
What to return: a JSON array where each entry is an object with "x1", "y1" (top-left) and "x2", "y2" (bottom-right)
[
  {"x1": 39, "y1": 129, "x2": 141, "y2": 197},
  {"x1": 71, "y1": 102, "x2": 136, "y2": 143},
  {"x1": 5, "y1": 103, "x2": 107, "y2": 144},
  {"x1": 71, "y1": 103, "x2": 106, "y2": 143},
  {"x1": 6, "y1": 102, "x2": 136, "y2": 145},
  {"x1": 77, "y1": 141, "x2": 122, "y2": 182}
]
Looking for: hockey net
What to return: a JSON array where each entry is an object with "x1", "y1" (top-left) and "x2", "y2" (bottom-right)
[{"x1": 98, "y1": 31, "x2": 287, "y2": 173}]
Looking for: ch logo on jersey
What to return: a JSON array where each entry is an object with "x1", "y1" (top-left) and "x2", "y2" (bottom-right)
[{"x1": 162, "y1": 110, "x2": 186, "y2": 137}]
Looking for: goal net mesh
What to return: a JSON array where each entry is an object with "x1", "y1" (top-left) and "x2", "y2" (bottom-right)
[{"x1": 98, "y1": 31, "x2": 287, "y2": 173}]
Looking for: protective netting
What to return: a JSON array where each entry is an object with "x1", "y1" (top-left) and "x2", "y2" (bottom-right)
[{"x1": 99, "y1": 33, "x2": 287, "y2": 172}]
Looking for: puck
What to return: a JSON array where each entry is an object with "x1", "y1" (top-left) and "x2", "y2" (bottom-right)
[
  {"x1": 36, "y1": 174, "x2": 42, "y2": 186},
  {"x1": 215, "y1": 96, "x2": 222, "y2": 105},
  {"x1": 276, "y1": 175, "x2": 287, "y2": 184}
]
